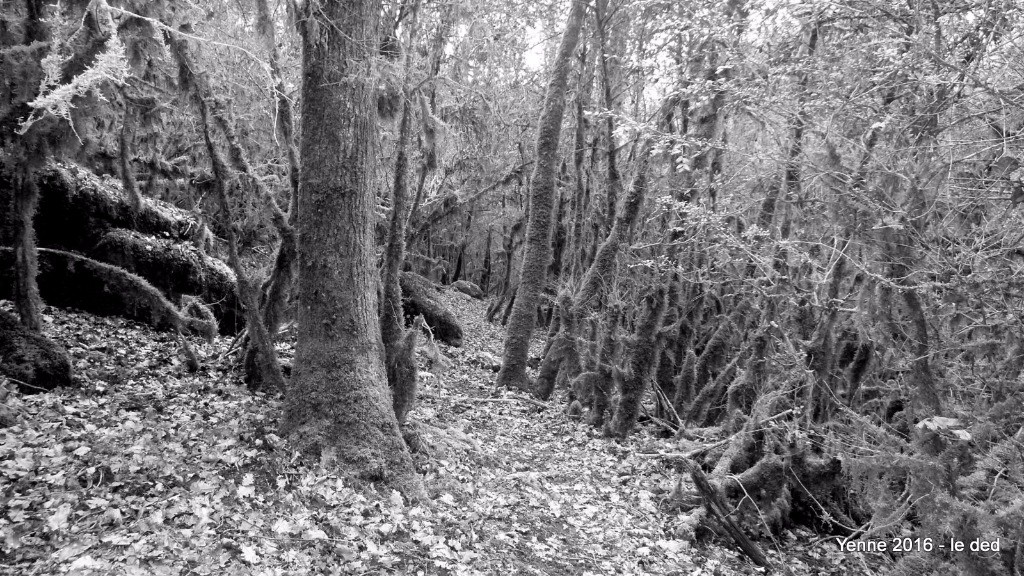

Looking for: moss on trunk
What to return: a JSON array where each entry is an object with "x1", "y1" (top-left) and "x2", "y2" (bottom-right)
[
  {"x1": 281, "y1": 0, "x2": 423, "y2": 499},
  {"x1": 607, "y1": 287, "x2": 669, "y2": 438},
  {"x1": 496, "y1": 0, "x2": 588, "y2": 391}
]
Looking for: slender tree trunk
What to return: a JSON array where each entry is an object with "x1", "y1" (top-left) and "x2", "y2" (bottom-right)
[
  {"x1": 595, "y1": 0, "x2": 620, "y2": 230},
  {"x1": 166, "y1": 30, "x2": 286, "y2": 391},
  {"x1": 197, "y1": 98, "x2": 286, "y2": 393},
  {"x1": 383, "y1": 95, "x2": 418, "y2": 423},
  {"x1": 281, "y1": 0, "x2": 423, "y2": 498},
  {"x1": 7, "y1": 1, "x2": 50, "y2": 332},
  {"x1": 118, "y1": 108, "x2": 142, "y2": 213},
  {"x1": 254, "y1": 0, "x2": 300, "y2": 338},
  {"x1": 12, "y1": 176, "x2": 43, "y2": 331},
  {"x1": 562, "y1": 49, "x2": 591, "y2": 281},
  {"x1": 758, "y1": 21, "x2": 817, "y2": 233},
  {"x1": 405, "y1": 6, "x2": 453, "y2": 238},
  {"x1": 496, "y1": 0, "x2": 587, "y2": 391},
  {"x1": 382, "y1": 3, "x2": 422, "y2": 425},
  {"x1": 572, "y1": 146, "x2": 649, "y2": 318},
  {"x1": 481, "y1": 228, "x2": 492, "y2": 293}
]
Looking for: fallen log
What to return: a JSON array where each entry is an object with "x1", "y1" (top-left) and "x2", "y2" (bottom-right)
[
  {"x1": 399, "y1": 271, "x2": 463, "y2": 347},
  {"x1": 91, "y1": 229, "x2": 242, "y2": 334},
  {"x1": 680, "y1": 457, "x2": 774, "y2": 570},
  {"x1": 0, "y1": 310, "x2": 74, "y2": 394},
  {"x1": 0, "y1": 248, "x2": 218, "y2": 338}
]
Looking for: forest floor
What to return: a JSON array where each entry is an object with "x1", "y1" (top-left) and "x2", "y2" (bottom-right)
[{"x1": 0, "y1": 291, "x2": 888, "y2": 576}]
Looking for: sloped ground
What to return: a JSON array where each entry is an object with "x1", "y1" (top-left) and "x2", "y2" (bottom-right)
[{"x1": 0, "y1": 292, "x2": 884, "y2": 575}]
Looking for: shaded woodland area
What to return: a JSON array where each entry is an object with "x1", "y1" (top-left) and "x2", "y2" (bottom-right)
[{"x1": 2, "y1": 0, "x2": 1024, "y2": 574}]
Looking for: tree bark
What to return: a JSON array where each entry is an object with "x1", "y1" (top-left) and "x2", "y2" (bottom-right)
[
  {"x1": 281, "y1": 0, "x2": 423, "y2": 498},
  {"x1": 12, "y1": 176, "x2": 43, "y2": 331},
  {"x1": 572, "y1": 146, "x2": 649, "y2": 318},
  {"x1": 595, "y1": 0, "x2": 620, "y2": 230},
  {"x1": 563, "y1": 46, "x2": 593, "y2": 281},
  {"x1": 254, "y1": 0, "x2": 300, "y2": 340},
  {"x1": 383, "y1": 4, "x2": 422, "y2": 425},
  {"x1": 607, "y1": 286, "x2": 669, "y2": 437},
  {"x1": 496, "y1": 0, "x2": 587, "y2": 391}
]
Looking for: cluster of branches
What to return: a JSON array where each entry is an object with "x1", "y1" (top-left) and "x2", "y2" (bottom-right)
[{"x1": 481, "y1": 0, "x2": 1024, "y2": 573}]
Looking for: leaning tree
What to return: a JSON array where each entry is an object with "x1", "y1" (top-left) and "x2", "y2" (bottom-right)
[{"x1": 496, "y1": 0, "x2": 589, "y2": 392}]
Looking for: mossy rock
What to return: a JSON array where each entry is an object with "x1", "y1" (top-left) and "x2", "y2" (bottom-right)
[
  {"x1": 0, "y1": 310, "x2": 73, "y2": 393},
  {"x1": 451, "y1": 280, "x2": 483, "y2": 299},
  {"x1": 91, "y1": 229, "x2": 241, "y2": 334},
  {"x1": 0, "y1": 162, "x2": 207, "y2": 253}
]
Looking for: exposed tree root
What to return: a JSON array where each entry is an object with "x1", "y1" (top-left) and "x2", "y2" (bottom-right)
[{"x1": 0, "y1": 247, "x2": 216, "y2": 339}]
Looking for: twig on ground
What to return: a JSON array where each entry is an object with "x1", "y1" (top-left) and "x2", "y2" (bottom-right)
[{"x1": 465, "y1": 395, "x2": 549, "y2": 409}]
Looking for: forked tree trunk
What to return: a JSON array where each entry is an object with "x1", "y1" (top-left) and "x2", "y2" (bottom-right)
[
  {"x1": 496, "y1": 0, "x2": 587, "y2": 391},
  {"x1": 281, "y1": 0, "x2": 423, "y2": 498}
]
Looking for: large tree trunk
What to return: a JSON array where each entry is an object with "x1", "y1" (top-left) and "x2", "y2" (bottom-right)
[
  {"x1": 281, "y1": 0, "x2": 423, "y2": 498},
  {"x1": 496, "y1": 0, "x2": 587, "y2": 391}
]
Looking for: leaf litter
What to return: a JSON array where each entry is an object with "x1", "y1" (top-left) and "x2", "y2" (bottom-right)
[{"x1": 0, "y1": 295, "x2": 875, "y2": 575}]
